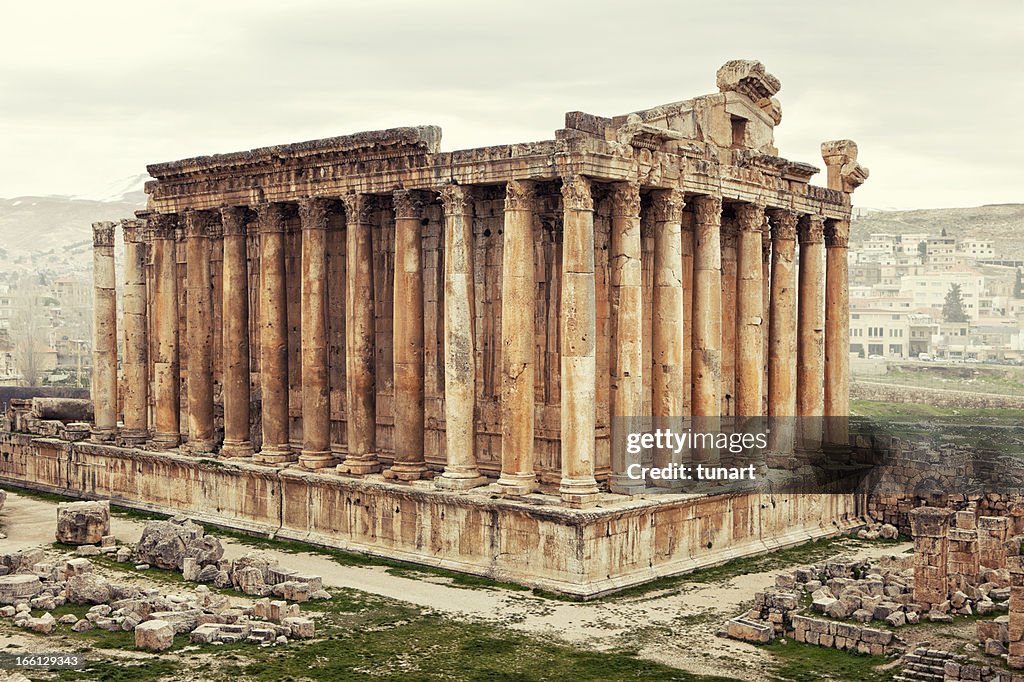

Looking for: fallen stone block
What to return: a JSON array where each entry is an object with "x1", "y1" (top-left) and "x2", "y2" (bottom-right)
[
  {"x1": 56, "y1": 501, "x2": 110, "y2": 545},
  {"x1": 27, "y1": 613, "x2": 55, "y2": 634},
  {"x1": 135, "y1": 620, "x2": 174, "y2": 651},
  {"x1": 66, "y1": 573, "x2": 111, "y2": 605},
  {"x1": 135, "y1": 519, "x2": 204, "y2": 571},
  {"x1": 283, "y1": 616, "x2": 315, "y2": 640},
  {"x1": 64, "y1": 558, "x2": 93, "y2": 578},
  {"x1": 0, "y1": 575, "x2": 42, "y2": 605},
  {"x1": 190, "y1": 623, "x2": 222, "y2": 644}
]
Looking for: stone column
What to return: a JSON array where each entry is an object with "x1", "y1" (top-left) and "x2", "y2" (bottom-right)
[
  {"x1": 497, "y1": 180, "x2": 538, "y2": 495},
  {"x1": 559, "y1": 175, "x2": 599, "y2": 507},
  {"x1": 338, "y1": 194, "x2": 380, "y2": 475},
  {"x1": 298, "y1": 198, "x2": 335, "y2": 469},
  {"x1": 121, "y1": 219, "x2": 149, "y2": 445},
  {"x1": 436, "y1": 184, "x2": 487, "y2": 490},
  {"x1": 824, "y1": 218, "x2": 850, "y2": 445},
  {"x1": 255, "y1": 202, "x2": 293, "y2": 465},
  {"x1": 184, "y1": 210, "x2": 216, "y2": 452},
  {"x1": 386, "y1": 190, "x2": 428, "y2": 481},
  {"x1": 220, "y1": 207, "x2": 253, "y2": 458},
  {"x1": 720, "y1": 217, "x2": 738, "y2": 415},
  {"x1": 150, "y1": 214, "x2": 180, "y2": 448},
  {"x1": 797, "y1": 214, "x2": 825, "y2": 451},
  {"x1": 735, "y1": 203, "x2": 764, "y2": 418},
  {"x1": 691, "y1": 195, "x2": 723, "y2": 417},
  {"x1": 681, "y1": 211, "x2": 695, "y2": 416},
  {"x1": 909, "y1": 506, "x2": 951, "y2": 610},
  {"x1": 947, "y1": 511, "x2": 980, "y2": 596},
  {"x1": 609, "y1": 181, "x2": 644, "y2": 495},
  {"x1": 767, "y1": 210, "x2": 798, "y2": 453},
  {"x1": 651, "y1": 189, "x2": 685, "y2": 420},
  {"x1": 761, "y1": 227, "x2": 771, "y2": 415},
  {"x1": 91, "y1": 221, "x2": 118, "y2": 442}
]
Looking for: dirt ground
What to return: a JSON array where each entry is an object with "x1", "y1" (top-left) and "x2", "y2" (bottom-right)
[{"x1": 0, "y1": 489, "x2": 914, "y2": 681}]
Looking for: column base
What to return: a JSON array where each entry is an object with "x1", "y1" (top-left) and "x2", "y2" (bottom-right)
[
  {"x1": 337, "y1": 456, "x2": 381, "y2": 476},
  {"x1": 559, "y1": 477, "x2": 600, "y2": 508},
  {"x1": 608, "y1": 474, "x2": 647, "y2": 496},
  {"x1": 495, "y1": 473, "x2": 539, "y2": 496},
  {"x1": 186, "y1": 439, "x2": 217, "y2": 455},
  {"x1": 90, "y1": 427, "x2": 117, "y2": 443},
  {"x1": 383, "y1": 462, "x2": 431, "y2": 482},
  {"x1": 299, "y1": 450, "x2": 339, "y2": 470},
  {"x1": 220, "y1": 441, "x2": 255, "y2": 459},
  {"x1": 253, "y1": 448, "x2": 296, "y2": 466},
  {"x1": 434, "y1": 471, "x2": 488, "y2": 491},
  {"x1": 149, "y1": 432, "x2": 180, "y2": 450},
  {"x1": 118, "y1": 429, "x2": 149, "y2": 447}
]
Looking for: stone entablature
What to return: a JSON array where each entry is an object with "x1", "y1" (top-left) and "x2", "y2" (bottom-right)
[{"x1": 88, "y1": 59, "x2": 867, "y2": 508}]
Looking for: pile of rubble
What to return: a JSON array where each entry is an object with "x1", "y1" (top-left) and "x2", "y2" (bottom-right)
[{"x1": 0, "y1": 506, "x2": 330, "y2": 651}]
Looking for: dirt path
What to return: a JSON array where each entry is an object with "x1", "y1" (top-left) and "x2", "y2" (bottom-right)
[{"x1": 0, "y1": 489, "x2": 911, "y2": 680}]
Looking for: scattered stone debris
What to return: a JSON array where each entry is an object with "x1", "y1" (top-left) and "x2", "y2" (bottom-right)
[
  {"x1": 55, "y1": 500, "x2": 111, "y2": 545},
  {"x1": 0, "y1": 517, "x2": 329, "y2": 652}
]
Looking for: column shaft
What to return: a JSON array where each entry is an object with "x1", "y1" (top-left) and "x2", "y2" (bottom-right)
[
  {"x1": 91, "y1": 221, "x2": 118, "y2": 442},
  {"x1": 609, "y1": 181, "x2": 644, "y2": 495},
  {"x1": 559, "y1": 175, "x2": 599, "y2": 507},
  {"x1": 387, "y1": 190, "x2": 428, "y2": 481},
  {"x1": 691, "y1": 195, "x2": 723, "y2": 416},
  {"x1": 121, "y1": 219, "x2": 149, "y2": 444},
  {"x1": 220, "y1": 207, "x2": 253, "y2": 457},
  {"x1": 437, "y1": 184, "x2": 487, "y2": 489},
  {"x1": 797, "y1": 215, "x2": 826, "y2": 447},
  {"x1": 299, "y1": 198, "x2": 335, "y2": 468},
  {"x1": 681, "y1": 212, "x2": 695, "y2": 416},
  {"x1": 651, "y1": 189, "x2": 685, "y2": 418},
  {"x1": 824, "y1": 220, "x2": 851, "y2": 440},
  {"x1": 767, "y1": 210, "x2": 798, "y2": 434},
  {"x1": 720, "y1": 218, "x2": 738, "y2": 415},
  {"x1": 256, "y1": 203, "x2": 293, "y2": 464},
  {"x1": 150, "y1": 214, "x2": 180, "y2": 448},
  {"x1": 339, "y1": 194, "x2": 380, "y2": 475},
  {"x1": 497, "y1": 181, "x2": 538, "y2": 495},
  {"x1": 184, "y1": 210, "x2": 215, "y2": 452},
  {"x1": 735, "y1": 203, "x2": 764, "y2": 417}
]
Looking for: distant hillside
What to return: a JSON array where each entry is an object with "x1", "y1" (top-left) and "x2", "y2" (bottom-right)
[
  {"x1": 852, "y1": 204, "x2": 1024, "y2": 260},
  {"x1": 0, "y1": 191, "x2": 146, "y2": 277}
]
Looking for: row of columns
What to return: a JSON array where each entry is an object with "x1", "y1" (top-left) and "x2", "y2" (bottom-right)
[{"x1": 90, "y1": 176, "x2": 849, "y2": 508}]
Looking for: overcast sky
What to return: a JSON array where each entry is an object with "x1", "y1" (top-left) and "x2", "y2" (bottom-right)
[{"x1": 2, "y1": 1, "x2": 1021, "y2": 209}]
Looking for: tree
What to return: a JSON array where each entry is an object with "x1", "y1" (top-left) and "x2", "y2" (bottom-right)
[
  {"x1": 917, "y1": 241, "x2": 927, "y2": 263},
  {"x1": 1013, "y1": 268, "x2": 1022, "y2": 299},
  {"x1": 942, "y1": 283, "x2": 969, "y2": 323},
  {"x1": 11, "y1": 281, "x2": 45, "y2": 386}
]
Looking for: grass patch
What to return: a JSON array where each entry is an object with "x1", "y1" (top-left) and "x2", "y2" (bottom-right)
[
  {"x1": 850, "y1": 400, "x2": 1024, "y2": 420},
  {"x1": 764, "y1": 639, "x2": 895, "y2": 681}
]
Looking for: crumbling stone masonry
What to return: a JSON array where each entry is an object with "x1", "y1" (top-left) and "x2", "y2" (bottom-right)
[
  {"x1": 949, "y1": 511, "x2": 982, "y2": 595},
  {"x1": 910, "y1": 506, "x2": 952, "y2": 608},
  {"x1": 981, "y1": 517, "x2": 1011, "y2": 571}
]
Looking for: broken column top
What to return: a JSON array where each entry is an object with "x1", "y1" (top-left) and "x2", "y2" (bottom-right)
[
  {"x1": 716, "y1": 59, "x2": 781, "y2": 100},
  {"x1": 91, "y1": 221, "x2": 116, "y2": 247},
  {"x1": 909, "y1": 506, "x2": 952, "y2": 537}
]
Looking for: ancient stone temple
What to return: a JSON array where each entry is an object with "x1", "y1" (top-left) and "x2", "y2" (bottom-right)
[{"x1": 2, "y1": 60, "x2": 868, "y2": 597}]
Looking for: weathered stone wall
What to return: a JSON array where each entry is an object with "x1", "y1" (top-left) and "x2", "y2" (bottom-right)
[
  {"x1": 0, "y1": 432, "x2": 859, "y2": 597},
  {"x1": 851, "y1": 381, "x2": 1024, "y2": 410},
  {"x1": 789, "y1": 614, "x2": 899, "y2": 656}
]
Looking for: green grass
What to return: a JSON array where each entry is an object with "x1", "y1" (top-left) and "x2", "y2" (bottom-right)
[
  {"x1": 850, "y1": 400, "x2": 1024, "y2": 419},
  {"x1": 764, "y1": 639, "x2": 895, "y2": 681},
  {"x1": 861, "y1": 364, "x2": 1024, "y2": 397}
]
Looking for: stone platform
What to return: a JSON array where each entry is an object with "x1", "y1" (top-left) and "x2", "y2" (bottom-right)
[{"x1": 0, "y1": 433, "x2": 861, "y2": 598}]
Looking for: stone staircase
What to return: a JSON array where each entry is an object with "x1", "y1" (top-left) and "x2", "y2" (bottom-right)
[{"x1": 895, "y1": 646, "x2": 956, "y2": 681}]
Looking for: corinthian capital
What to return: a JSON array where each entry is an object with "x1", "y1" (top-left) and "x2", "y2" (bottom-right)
[
  {"x1": 560, "y1": 175, "x2": 592, "y2": 211},
  {"x1": 92, "y1": 221, "x2": 116, "y2": 248},
  {"x1": 609, "y1": 181, "x2": 641, "y2": 218},
  {"x1": 220, "y1": 206, "x2": 250, "y2": 237},
  {"x1": 734, "y1": 202, "x2": 766, "y2": 232},
  {"x1": 393, "y1": 189, "x2": 427, "y2": 219},
  {"x1": 649, "y1": 188, "x2": 684, "y2": 222},
  {"x1": 766, "y1": 209, "x2": 798, "y2": 242},
  {"x1": 504, "y1": 180, "x2": 536, "y2": 212},
  {"x1": 341, "y1": 193, "x2": 375, "y2": 225},
  {"x1": 439, "y1": 183, "x2": 471, "y2": 215},
  {"x1": 298, "y1": 197, "x2": 330, "y2": 231},
  {"x1": 183, "y1": 209, "x2": 217, "y2": 239},
  {"x1": 149, "y1": 213, "x2": 178, "y2": 240},
  {"x1": 256, "y1": 202, "x2": 286, "y2": 233},
  {"x1": 120, "y1": 218, "x2": 147, "y2": 244},
  {"x1": 692, "y1": 195, "x2": 722, "y2": 226},
  {"x1": 824, "y1": 219, "x2": 850, "y2": 248},
  {"x1": 798, "y1": 214, "x2": 825, "y2": 245}
]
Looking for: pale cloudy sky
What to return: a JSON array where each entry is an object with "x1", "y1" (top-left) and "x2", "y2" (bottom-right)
[{"x1": 1, "y1": 0, "x2": 1021, "y2": 209}]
